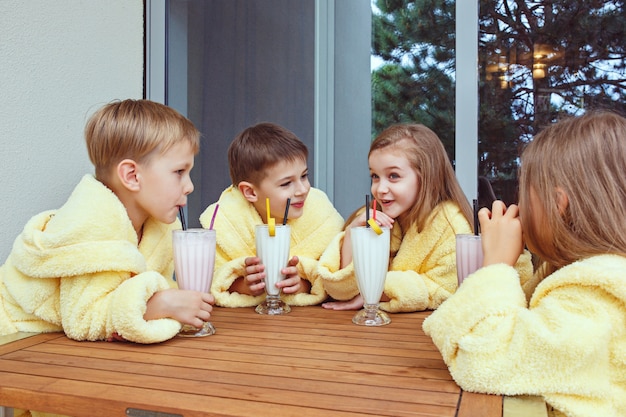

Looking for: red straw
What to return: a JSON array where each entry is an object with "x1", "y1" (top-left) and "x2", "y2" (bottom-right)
[
  {"x1": 209, "y1": 204, "x2": 219, "y2": 230},
  {"x1": 373, "y1": 200, "x2": 377, "y2": 220}
]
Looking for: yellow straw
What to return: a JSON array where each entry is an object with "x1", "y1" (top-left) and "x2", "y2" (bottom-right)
[{"x1": 266, "y1": 198, "x2": 276, "y2": 236}]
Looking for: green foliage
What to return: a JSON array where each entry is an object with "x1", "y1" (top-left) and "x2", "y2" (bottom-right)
[
  {"x1": 372, "y1": 0, "x2": 626, "y2": 203},
  {"x1": 372, "y1": 0, "x2": 456, "y2": 157}
]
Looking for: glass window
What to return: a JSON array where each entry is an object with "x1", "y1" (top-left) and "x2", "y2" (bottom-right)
[
  {"x1": 479, "y1": 0, "x2": 625, "y2": 204},
  {"x1": 149, "y1": 0, "x2": 371, "y2": 221},
  {"x1": 371, "y1": 0, "x2": 625, "y2": 205},
  {"x1": 371, "y1": 0, "x2": 457, "y2": 157}
]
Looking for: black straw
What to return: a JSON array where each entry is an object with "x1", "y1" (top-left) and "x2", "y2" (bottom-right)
[
  {"x1": 365, "y1": 194, "x2": 370, "y2": 227},
  {"x1": 283, "y1": 198, "x2": 291, "y2": 225},
  {"x1": 473, "y1": 199, "x2": 479, "y2": 235},
  {"x1": 179, "y1": 206, "x2": 187, "y2": 231}
]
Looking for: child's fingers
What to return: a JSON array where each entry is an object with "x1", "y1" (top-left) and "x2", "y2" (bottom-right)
[
  {"x1": 478, "y1": 206, "x2": 491, "y2": 220},
  {"x1": 247, "y1": 279, "x2": 266, "y2": 295},
  {"x1": 246, "y1": 273, "x2": 265, "y2": 286},
  {"x1": 489, "y1": 200, "x2": 508, "y2": 217},
  {"x1": 370, "y1": 216, "x2": 393, "y2": 229},
  {"x1": 244, "y1": 268, "x2": 266, "y2": 296},
  {"x1": 244, "y1": 256, "x2": 261, "y2": 266},
  {"x1": 504, "y1": 203, "x2": 519, "y2": 218},
  {"x1": 201, "y1": 293, "x2": 215, "y2": 305},
  {"x1": 287, "y1": 256, "x2": 299, "y2": 267},
  {"x1": 196, "y1": 308, "x2": 212, "y2": 322},
  {"x1": 245, "y1": 262, "x2": 264, "y2": 277},
  {"x1": 321, "y1": 295, "x2": 363, "y2": 310},
  {"x1": 277, "y1": 276, "x2": 301, "y2": 293}
]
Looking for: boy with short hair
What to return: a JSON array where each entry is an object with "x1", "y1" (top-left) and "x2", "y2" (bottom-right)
[
  {"x1": 199, "y1": 122, "x2": 344, "y2": 308},
  {"x1": 0, "y1": 99, "x2": 214, "y2": 344}
]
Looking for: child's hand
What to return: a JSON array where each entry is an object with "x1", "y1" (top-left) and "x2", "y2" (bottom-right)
[
  {"x1": 479, "y1": 200, "x2": 524, "y2": 267},
  {"x1": 347, "y1": 209, "x2": 394, "y2": 230},
  {"x1": 322, "y1": 294, "x2": 364, "y2": 310},
  {"x1": 241, "y1": 256, "x2": 267, "y2": 296},
  {"x1": 144, "y1": 288, "x2": 214, "y2": 328},
  {"x1": 341, "y1": 209, "x2": 394, "y2": 268},
  {"x1": 275, "y1": 256, "x2": 310, "y2": 295}
]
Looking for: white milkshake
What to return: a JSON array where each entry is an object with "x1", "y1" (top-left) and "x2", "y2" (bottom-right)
[
  {"x1": 172, "y1": 228, "x2": 217, "y2": 336},
  {"x1": 255, "y1": 224, "x2": 291, "y2": 314},
  {"x1": 350, "y1": 226, "x2": 391, "y2": 326}
]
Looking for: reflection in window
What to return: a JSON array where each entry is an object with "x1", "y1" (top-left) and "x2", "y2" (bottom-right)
[
  {"x1": 371, "y1": 0, "x2": 456, "y2": 157},
  {"x1": 371, "y1": 1, "x2": 625, "y2": 205},
  {"x1": 480, "y1": 0, "x2": 625, "y2": 204}
]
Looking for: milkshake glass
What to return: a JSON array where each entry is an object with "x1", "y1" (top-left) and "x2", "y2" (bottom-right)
[
  {"x1": 351, "y1": 226, "x2": 391, "y2": 326},
  {"x1": 173, "y1": 228, "x2": 217, "y2": 336},
  {"x1": 455, "y1": 234, "x2": 484, "y2": 286},
  {"x1": 255, "y1": 224, "x2": 291, "y2": 315}
]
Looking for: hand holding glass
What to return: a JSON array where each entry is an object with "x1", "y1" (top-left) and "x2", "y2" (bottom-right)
[
  {"x1": 173, "y1": 229, "x2": 217, "y2": 336},
  {"x1": 255, "y1": 224, "x2": 291, "y2": 315},
  {"x1": 351, "y1": 226, "x2": 391, "y2": 326}
]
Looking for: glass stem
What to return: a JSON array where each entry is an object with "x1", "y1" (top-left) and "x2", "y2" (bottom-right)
[
  {"x1": 266, "y1": 294, "x2": 281, "y2": 308},
  {"x1": 364, "y1": 304, "x2": 378, "y2": 320}
]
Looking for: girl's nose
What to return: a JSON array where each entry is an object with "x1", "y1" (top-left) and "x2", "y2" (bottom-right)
[{"x1": 374, "y1": 180, "x2": 389, "y2": 194}]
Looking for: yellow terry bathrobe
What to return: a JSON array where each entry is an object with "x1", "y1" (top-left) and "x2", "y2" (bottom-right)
[
  {"x1": 423, "y1": 255, "x2": 626, "y2": 417},
  {"x1": 0, "y1": 175, "x2": 181, "y2": 343},
  {"x1": 199, "y1": 186, "x2": 344, "y2": 308},
  {"x1": 317, "y1": 201, "x2": 534, "y2": 312}
]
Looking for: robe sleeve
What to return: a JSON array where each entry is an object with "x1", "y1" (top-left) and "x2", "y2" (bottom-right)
[{"x1": 60, "y1": 270, "x2": 180, "y2": 343}]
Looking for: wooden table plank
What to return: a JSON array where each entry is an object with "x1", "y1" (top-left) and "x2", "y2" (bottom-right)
[
  {"x1": 457, "y1": 391, "x2": 503, "y2": 417},
  {"x1": 0, "y1": 307, "x2": 502, "y2": 417},
  {"x1": 8, "y1": 346, "x2": 455, "y2": 390},
  {"x1": 0, "y1": 332, "x2": 61, "y2": 353}
]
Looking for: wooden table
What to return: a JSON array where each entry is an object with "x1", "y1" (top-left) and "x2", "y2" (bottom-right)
[{"x1": 0, "y1": 307, "x2": 502, "y2": 417}]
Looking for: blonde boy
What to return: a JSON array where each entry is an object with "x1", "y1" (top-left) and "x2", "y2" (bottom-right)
[{"x1": 0, "y1": 99, "x2": 214, "y2": 344}]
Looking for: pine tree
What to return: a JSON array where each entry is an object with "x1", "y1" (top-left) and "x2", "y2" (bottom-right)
[{"x1": 372, "y1": 0, "x2": 626, "y2": 203}]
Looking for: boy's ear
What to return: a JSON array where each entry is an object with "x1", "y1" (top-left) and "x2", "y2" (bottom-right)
[
  {"x1": 238, "y1": 181, "x2": 258, "y2": 202},
  {"x1": 555, "y1": 187, "x2": 569, "y2": 215},
  {"x1": 117, "y1": 159, "x2": 141, "y2": 191}
]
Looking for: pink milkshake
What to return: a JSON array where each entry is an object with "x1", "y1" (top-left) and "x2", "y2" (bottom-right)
[{"x1": 173, "y1": 228, "x2": 217, "y2": 336}]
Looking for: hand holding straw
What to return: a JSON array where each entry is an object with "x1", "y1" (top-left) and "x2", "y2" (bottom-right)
[
  {"x1": 283, "y1": 198, "x2": 291, "y2": 225},
  {"x1": 367, "y1": 198, "x2": 383, "y2": 234},
  {"x1": 178, "y1": 206, "x2": 187, "y2": 231},
  {"x1": 209, "y1": 204, "x2": 219, "y2": 230}
]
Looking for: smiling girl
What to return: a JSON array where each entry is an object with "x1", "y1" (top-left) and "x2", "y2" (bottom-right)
[{"x1": 319, "y1": 123, "x2": 532, "y2": 312}]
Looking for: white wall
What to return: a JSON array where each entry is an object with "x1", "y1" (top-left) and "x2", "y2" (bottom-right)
[{"x1": 0, "y1": 0, "x2": 144, "y2": 261}]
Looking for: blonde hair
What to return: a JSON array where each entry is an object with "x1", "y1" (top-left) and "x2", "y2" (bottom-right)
[
  {"x1": 369, "y1": 124, "x2": 473, "y2": 232},
  {"x1": 85, "y1": 99, "x2": 200, "y2": 179},
  {"x1": 228, "y1": 122, "x2": 308, "y2": 186},
  {"x1": 519, "y1": 111, "x2": 626, "y2": 270}
]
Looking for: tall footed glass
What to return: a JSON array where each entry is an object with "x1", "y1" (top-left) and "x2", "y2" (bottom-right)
[
  {"x1": 351, "y1": 226, "x2": 391, "y2": 326},
  {"x1": 255, "y1": 224, "x2": 291, "y2": 315},
  {"x1": 173, "y1": 228, "x2": 217, "y2": 336}
]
